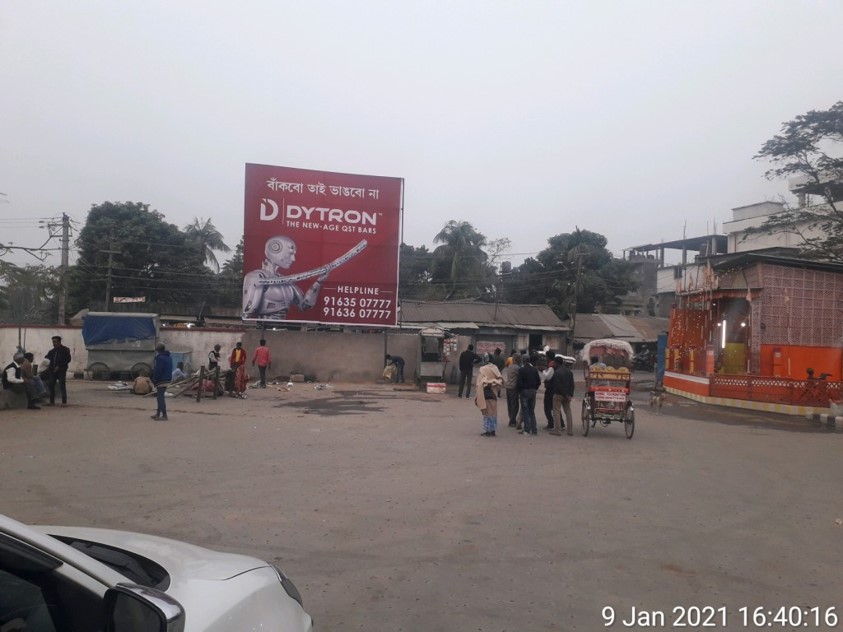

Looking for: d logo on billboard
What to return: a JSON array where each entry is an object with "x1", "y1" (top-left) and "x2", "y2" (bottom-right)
[{"x1": 260, "y1": 198, "x2": 279, "y2": 221}]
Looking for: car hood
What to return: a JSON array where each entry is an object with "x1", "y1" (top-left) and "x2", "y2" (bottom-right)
[{"x1": 33, "y1": 524, "x2": 268, "y2": 581}]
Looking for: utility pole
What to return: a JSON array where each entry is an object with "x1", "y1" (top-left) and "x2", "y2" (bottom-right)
[
  {"x1": 568, "y1": 248, "x2": 586, "y2": 356},
  {"x1": 102, "y1": 243, "x2": 121, "y2": 312},
  {"x1": 57, "y1": 213, "x2": 70, "y2": 324}
]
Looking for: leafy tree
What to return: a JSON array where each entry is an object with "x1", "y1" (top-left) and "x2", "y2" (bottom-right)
[
  {"x1": 215, "y1": 236, "x2": 244, "y2": 306},
  {"x1": 502, "y1": 229, "x2": 637, "y2": 317},
  {"x1": 0, "y1": 263, "x2": 61, "y2": 324},
  {"x1": 398, "y1": 243, "x2": 436, "y2": 300},
  {"x1": 68, "y1": 202, "x2": 211, "y2": 313},
  {"x1": 753, "y1": 101, "x2": 843, "y2": 261},
  {"x1": 185, "y1": 217, "x2": 231, "y2": 272},
  {"x1": 431, "y1": 220, "x2": 490, "y2": 300}
]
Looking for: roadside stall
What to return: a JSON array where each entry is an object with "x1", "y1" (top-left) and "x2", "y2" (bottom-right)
[{"x1": 417, "y1": 327, "x2": 450, "y2": 389}]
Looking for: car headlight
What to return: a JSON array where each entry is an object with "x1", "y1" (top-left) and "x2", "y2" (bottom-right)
[{"x1": 272, "y1": 565, "x2": 304, "y2": 607}]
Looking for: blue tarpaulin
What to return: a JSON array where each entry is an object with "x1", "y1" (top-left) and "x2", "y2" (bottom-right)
[{"x1": 82, "y1": 313, "x2": 158, "y2": 346}]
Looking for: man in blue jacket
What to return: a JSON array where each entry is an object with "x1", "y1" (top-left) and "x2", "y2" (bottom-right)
[{"x1": 151, "y1": 343, "x2": 173, "y2": 421}]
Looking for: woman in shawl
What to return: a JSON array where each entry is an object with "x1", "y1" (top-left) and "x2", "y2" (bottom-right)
[
  {"x1": 475, "y1": 361, "x2": 503, "y2": 437},
  {"x1": 234, "y1": 363, "x2": 249, "y2": 398}
]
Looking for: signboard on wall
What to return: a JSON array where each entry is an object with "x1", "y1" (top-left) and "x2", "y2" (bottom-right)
[{"x1": 242, "y1": 163, "x2": 403, "y2": 327}]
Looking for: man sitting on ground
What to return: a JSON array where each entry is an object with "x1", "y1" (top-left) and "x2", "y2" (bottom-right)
[
  {"x1": 171, "y1": 362, "x2": 187, "y2": 383},
  {"x1": 131, "y1": 371, "x2": 155, "y2": 395}
]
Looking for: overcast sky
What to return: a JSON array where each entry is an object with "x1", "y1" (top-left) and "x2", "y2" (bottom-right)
[{"x1": 1, "y1": 0, "x2": 841, "y2": 269}]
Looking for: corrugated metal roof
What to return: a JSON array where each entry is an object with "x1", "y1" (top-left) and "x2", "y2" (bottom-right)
[
  {"x1": 400, "y1": 300, "x2": 566, "y2": 329},
  {"x1": 573, "y1": 314, "x2": 669, "y2": 344}
]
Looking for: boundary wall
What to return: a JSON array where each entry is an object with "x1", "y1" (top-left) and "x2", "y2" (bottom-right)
[
  {"x1": 0, "y1": 325, "x2": 419, "y2": 383},
  {"x1": 663, "y1": 370, "x2": 836, "y2": 417}
]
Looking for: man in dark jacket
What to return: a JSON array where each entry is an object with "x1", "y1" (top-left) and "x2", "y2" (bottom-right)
[
  {"x1": 457, "y1": 344, "x2": 481, "y2": 398},
  {"x1": 516, "y1": 354, "x2": 541, "y2": 435},
  {"x1": 151, "y1": 343, "x2": 173, "y2": 421},
  {"x1": 385, "y1": 354, "x2": 405, "y2": 383},
  {"x1": 549, "y1": 356, "x2": 576, "y2": 436},
  {"x1": 45, "y1": 335, "x2": 71, "y2": 406}
]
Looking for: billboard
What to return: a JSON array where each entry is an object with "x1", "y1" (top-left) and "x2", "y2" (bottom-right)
[{"x1": 243, "y1": 163, "x2": 403, "y2": 327}]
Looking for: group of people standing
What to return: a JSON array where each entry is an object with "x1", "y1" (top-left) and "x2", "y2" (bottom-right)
[
  {"x1": 2, "y1": 335, "x2": 72, "y2": 410},
  {"x1": 148, "y1": 339, "x2": 273, "y2": 420},
  {"x1": 467, "y1": 346, "x2": 576, "y2": 439},
  {"x1": 212, "y1": 340, "x2": 273, "y2": 392}
]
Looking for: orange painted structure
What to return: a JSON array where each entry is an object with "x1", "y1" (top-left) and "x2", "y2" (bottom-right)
[{"x1": 665, "y1": 254, "x2": 843, "y2": 411}]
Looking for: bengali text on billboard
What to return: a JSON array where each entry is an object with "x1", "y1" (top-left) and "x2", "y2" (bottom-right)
[{"x1": 242, "y1": 163, "x2": 403, "y2": 327}]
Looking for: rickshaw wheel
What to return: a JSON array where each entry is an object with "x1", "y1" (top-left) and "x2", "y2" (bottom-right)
[
  {"x1": 131, "y1": 362, "x2": 152, "y2": 378},
  {"x1": 581, "y1": 399, "x2": 591, "y2": 437},
  {"x1": 88, "y1": 362, "x2": 110, "y2": 381},
  {"x1": 624, "y1": 408, "x2": 635, "y2": 439}
]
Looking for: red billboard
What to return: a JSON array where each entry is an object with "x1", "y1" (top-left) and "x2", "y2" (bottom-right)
[{"x1": 242, "y1": 163, "x2": 403, "y2": 327}]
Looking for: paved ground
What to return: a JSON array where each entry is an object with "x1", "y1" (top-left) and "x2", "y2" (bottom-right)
[{"x1": 2, "y1": 377, "x2": 841, "y2": 631}]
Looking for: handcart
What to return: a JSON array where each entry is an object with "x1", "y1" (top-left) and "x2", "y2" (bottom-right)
[{"x1": 580, "y1": 339, "x2": 635, "y2": 439}]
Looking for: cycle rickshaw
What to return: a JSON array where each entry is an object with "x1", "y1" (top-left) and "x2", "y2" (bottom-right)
[{"x1": 580, "y1": 339, "x2": 636, "y2": 439}]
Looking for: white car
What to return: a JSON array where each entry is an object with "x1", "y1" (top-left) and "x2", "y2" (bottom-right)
[{"x1": 0, "y1": 513, "x2": 313, "y2": 631}]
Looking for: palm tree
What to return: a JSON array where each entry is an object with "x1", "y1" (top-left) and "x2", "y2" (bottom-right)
[
  {"x1": 432, "y1": 220, "x2": 488, "y2": 299},
  {"x1": 184, "y1": 217, "x2": 231, "y2": 272}
]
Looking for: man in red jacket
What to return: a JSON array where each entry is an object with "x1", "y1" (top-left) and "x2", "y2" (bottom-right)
[{"x1": 252, "y1": 339, "x2": 271, "y2": 388}]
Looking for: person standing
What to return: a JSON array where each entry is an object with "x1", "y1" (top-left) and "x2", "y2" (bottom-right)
[
  {"x1": 208, "y1": 344, "x2": 222, "y2": 372},
  {"x1": 151, "y1": 343, "x2": 172, "y2": 420},
  {"x1": 475, "y1": 362, "x2": 503, "y2": 437},
  {"x1": 45, "y1": 335, "x2": 71, "y2": 406},
  {"x1": 227, "y1": 342, "x2": 247, "y2": 397},
  {"x1": 549, "y1": 357, "x2": 575, "y2": 436},
  {"x1": 3, "y1": 353, "x2": 41, "y2": 409},
  {"x1": 457, "y1": 344, "x2": 481, "y2": 399},
  {"x1": 516, "y1": 354, "x2": 541, "y2": 435},
  {"x1": 229, "y1": 342, "x2": 246, "y2": 370},
  {"x1": 385, "y1": 354, "x2": 405, "y2": 383},
  {"x1": 491, "y1": 348, "x2": 505, "y2": 371},
  {"x1": 233, "y1": 363, "x2": 249, "y2": 398},
  {"x1": 252, "y1": 339, "x2": 271, "y2": 388},
  {"x1": 500, "y1": 352, "x2": 521, "y2": 427},
  {"x1": 541, "y1": 350, "x2": 557, "y2": 430}
]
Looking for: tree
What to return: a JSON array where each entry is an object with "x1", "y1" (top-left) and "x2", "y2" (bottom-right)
[
  {"x1": 68, "y1": 202, "x2": 211, "y2": 313},
  {"x1": 753, "y1": 101, "x2": 843, "y2": 261},
  {"x1": 431, "y1": 221, "x2": 490, "y2": 300},
  {"x1": 0, "y1": 263, "x2": 61, "y2": 324},
  {"x1": 501, "y1": 228, "x2": 637, "y2": 318},
  {"x1": 398, "y1": 243, "x2": 435, "y2": 300},
  {"x1": 184, "y1": 217, "x2": 231, "y2": 272},
  {"x1": 216, "y1": 236, "x2": 244, "y2": 306}
]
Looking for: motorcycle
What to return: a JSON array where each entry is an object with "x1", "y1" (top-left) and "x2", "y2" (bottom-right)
[{"x1": 632, "y1": 349, "x2": 655, "y2": 372}]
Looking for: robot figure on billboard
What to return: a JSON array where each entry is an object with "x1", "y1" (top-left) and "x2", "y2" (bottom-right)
[{"x1": 242, "y1": 235, "x2": 368, "y2": 320}]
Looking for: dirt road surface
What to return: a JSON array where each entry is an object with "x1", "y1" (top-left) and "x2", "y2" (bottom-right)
[{"x1": 2, "y1": 379, "x2": 841, "y2": 630}]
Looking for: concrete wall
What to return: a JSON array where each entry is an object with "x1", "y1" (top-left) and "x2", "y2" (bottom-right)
[
  {"x1": 160, "y1": 328, "x2": 246, "y2": 372},
  {"x1": 241, "y1": 329, "x2": 418, "y2": 383},
  {"x1": 0, "y1": 325, "x2": 418, "y2": 382},
  {"x1": 0, "y1": 325, "x2": 83, "y2": 373}
]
